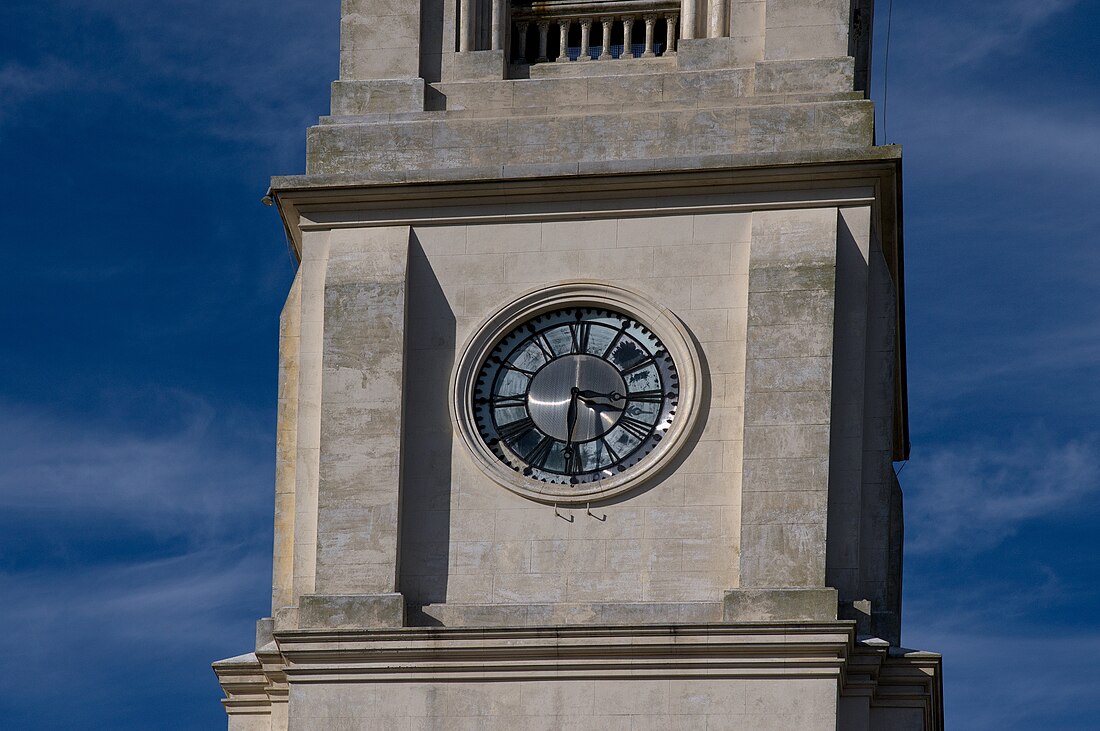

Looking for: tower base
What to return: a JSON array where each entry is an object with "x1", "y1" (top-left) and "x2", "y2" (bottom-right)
[{"x1": 215, "y1": 621, "x2": 942, "y2": 731}]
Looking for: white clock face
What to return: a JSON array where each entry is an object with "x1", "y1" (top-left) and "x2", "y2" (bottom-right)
[{"x1": 472, "y1": 306, "x2": 679, "y2": 486}]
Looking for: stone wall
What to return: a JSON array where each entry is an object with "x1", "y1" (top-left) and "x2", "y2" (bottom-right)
[
  {"x1": 289, "y1": 677, "x2": 839, "y2": 730},
  {"x1": 399, "y1": 211, "x2": 751, "y2": 623}
]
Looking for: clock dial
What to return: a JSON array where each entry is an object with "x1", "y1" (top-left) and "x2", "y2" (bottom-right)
[{"x1": 473, "y1": 307, "x2": 679, "y2": 486}]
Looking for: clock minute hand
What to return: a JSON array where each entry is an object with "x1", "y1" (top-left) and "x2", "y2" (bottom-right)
[{"x1": 564, "y1": 388, "x2": 580, "y2": 459}]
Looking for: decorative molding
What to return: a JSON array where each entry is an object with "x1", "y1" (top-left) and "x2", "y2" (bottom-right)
[{"x1": 274, "y1": 622, "x2": 858, "y2": 683}]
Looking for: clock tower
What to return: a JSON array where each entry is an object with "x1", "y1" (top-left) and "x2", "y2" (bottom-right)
[{"x1": 215, "y1": 1, "x2": 944, "y2": 729}]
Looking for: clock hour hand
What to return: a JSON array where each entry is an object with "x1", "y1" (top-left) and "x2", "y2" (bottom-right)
[{"x1": 576, "y1": 389, "x2": 625, "y2": 405}]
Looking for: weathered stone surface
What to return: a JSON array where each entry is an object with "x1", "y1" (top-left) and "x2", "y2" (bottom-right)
[
  {"x1": 723, "y1": 587, "x2": 839, "y2": 621},
  {"x1": 314, "y1": 227, "x2": 411, "y2": 597},
  {"x1": 331, "y1": 79, "x2": 426, "y2": 115},
  {"x1": 299, "y1": 593, "x2": 406, "y2": 629}
]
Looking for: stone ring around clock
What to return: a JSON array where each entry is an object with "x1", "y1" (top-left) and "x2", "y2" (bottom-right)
[{"x1": 450, "y1": 281, "x2": 704, "y2": 505}]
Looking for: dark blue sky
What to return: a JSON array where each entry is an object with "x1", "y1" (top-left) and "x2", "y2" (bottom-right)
[{"x1": 2, "y1": 1, "x2": 1098, "y2": 728}]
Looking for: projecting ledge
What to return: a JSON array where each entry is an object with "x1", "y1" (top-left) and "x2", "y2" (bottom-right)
[
  {"x1": 271, "y1": 146, "x2": 903, "y2": 193},
  {"x1": 299, "y1": 593, "x2": 406, "y2": 629},
  {"x1": 724, "y1": 588, "x2": 839, "y2": 622}
]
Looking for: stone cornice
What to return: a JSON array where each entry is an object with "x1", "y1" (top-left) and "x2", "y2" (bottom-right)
[
  {"x1": 845, "y1": 640, "x2": 945, "y2": 731},
  {"x1": 273, "y1": 622, "x2": 859, "y2": 684}
]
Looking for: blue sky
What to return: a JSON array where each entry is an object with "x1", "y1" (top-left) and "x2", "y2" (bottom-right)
[{"x1": 1, "y1": 1, "x2": 1097, "y2": 728}]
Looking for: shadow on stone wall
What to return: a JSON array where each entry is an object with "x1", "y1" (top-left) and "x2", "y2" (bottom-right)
[{"x1": 400, "y1": 232, "x2": 457, "y2": 624}]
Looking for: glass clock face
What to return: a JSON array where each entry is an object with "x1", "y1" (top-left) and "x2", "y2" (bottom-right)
[{"x1": 473, "y1": 306, "x2": 679, "y2": 486}]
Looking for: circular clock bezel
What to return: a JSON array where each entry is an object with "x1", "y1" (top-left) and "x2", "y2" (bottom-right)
[{"x1": 451, "y1": 281, "x2": 703, "y2": 504}]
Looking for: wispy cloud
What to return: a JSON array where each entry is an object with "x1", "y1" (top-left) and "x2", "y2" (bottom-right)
[
  {"x1": 889, "y1": 88, "x2": 1100, "y2": 182},
  {"x1": 0, "y1": 549, "x2": 270, "y2": 725},
  {"x1": 0, "y1": 394, "x2": 274, "y2": 725},
  {"x1": 0, "y1": 58, "x2": 80, "y2": 127},
  {"x1": 905, "y1": 627, "x2": 1100, "y2": 731},
  {"x1": 892, "y1": 0, "x2": 1079, "y2": 68},
  {"x1": 906, "y1": 313, "x2": 1100, "y2": 413},
  {"x1": 3, "y1": 0, "x2": 336, "y2": 163},
  {"x1": 0, "y1": 393, "x2": 272, "y2": 550},
  {"x1": 903, "y1": 431, "x2": 1100, "y2": 554}
]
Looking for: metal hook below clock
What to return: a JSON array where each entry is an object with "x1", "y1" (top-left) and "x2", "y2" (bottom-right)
[
  {"x1": 554, "y1": 504, "x2": 574, "y2": 523},
  {"x1": 586, "y1": 502, "x2": 607, "y2": 521}
]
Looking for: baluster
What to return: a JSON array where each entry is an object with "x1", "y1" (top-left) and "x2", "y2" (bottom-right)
[
  {"x1": 579, "y1": 18, "x2": 592, "y2": 61},
  {"x1": 537, "y1": 20, "x2": 550, "y2": 62},
  {"x1": 600, "y1": 18, "x2": 614, "y2": 60},
  {"x1": 622, "y1": 17, "x2": 635, "y2": 58},
  {"x1": 557, "y1": 20, "x2": 570, "y2": 62},
  {"x1": 665, "y1": 13, "x2": 678, "y2": 54},
  {"x1": 642, "y1": 15, "x2": 657, "y2": 57}
]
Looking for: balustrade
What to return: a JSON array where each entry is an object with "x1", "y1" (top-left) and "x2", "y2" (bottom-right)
[{"x1": 511, "y1": 2, "x2": 680, "y2": 65}]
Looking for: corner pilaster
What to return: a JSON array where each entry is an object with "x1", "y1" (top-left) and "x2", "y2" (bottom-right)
[
  {"x1": 732, "y1": 207, "x2": 839, "y2": 619},
  {"x1": 307, "y1": 225, "x2": 412, "y2": 627}
]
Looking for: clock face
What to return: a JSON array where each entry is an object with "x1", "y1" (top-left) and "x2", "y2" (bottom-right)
[{"x1": 473, "y1": 306, "x2": 679, "y2": 486}]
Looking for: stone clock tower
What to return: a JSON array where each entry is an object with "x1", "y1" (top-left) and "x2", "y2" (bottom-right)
[{"x1": 215, "y1": 1, "x2": 943, "y2": 728}]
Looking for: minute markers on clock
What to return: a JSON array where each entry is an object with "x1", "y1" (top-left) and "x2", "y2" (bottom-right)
[{"x1": 474, "y1": 305, "x2": 678, "y2": 486}]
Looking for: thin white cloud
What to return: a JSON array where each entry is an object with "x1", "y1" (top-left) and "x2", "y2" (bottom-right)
[
  {"x1": 891, "y1": 0, "x2": 1079, "y2": 68},
  {"x1": 0, "y1": 393, "x2": 272, "y2": 545},
  {"x1": 903, "y1": 628, "x2": 1100, "y2": 731},
  {"x1": 906, "y1": 312, "x2": 1100, "y2": 410},
  {"x1": 891, "y1": 88, "x2": 1100, "y2": 181},
  {"x1": 1, "y1": 549, "x2": 266, "y2": 649},
  {"x1": 0, "y1": 395, "x2": 275, "y2": 711},
  {"x1": 3, "y1": 0, "x2": 336, "y2": 163},
  {"x1": 901, "y1": 570, "x2": 1100, "y2": 728},
  {"x1": 0, "y1": 58, "x2": 80, "y2": 127},
  {"x1": 0, "y1": 549, "x2": 271, "y2": 712},
  {"x1": 903, "y1": 431, "x2": 1100, "y2": 554}
]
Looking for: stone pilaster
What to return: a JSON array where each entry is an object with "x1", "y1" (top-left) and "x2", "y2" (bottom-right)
[
  {"x1": 306, "y1": 226, "x2": 412, "y2": 628},
  {"x1": 271, "y1": 271, "x2": 301, "y2": 615},
  {"x1": 730, "y1": 207, "x2": 839, "y2": 620}
]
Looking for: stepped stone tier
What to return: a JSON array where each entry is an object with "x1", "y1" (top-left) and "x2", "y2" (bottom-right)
[{"x1": 214, "y1": 0, "x2": 944, "y2": 729}]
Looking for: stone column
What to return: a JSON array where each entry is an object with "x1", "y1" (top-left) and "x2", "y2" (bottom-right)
[
  {"x1": 537, "y1": 21, "x2": 550, "y2": 62},
  {"x1": 579, "y1": 18, "x2": 592, "y2": 60},
  {"x1": 305, "y1": 225, "x2": 411, "y2": 630},
  {"x1": 599, "y1": 18, "x2": 614, "y2": 60},
  {"x1": 557, "y1": 20, "x2": 571, "y2": 61},
  {"x1": 460, "y1": 0, "x2": 474, "y2": 51},
  {"x1": 642, "y1": 15, "x2": 657, "y2": 57},
  {"x1": 622, "y1": 17, "x2": 635, "y2": 57},
  {"x1": 681, "y1": 0, "x2": 698, "y2": 40},
  {"x1": 516, "y1": 21, "x2": 529, "y2": 61},
  {"x1": 708, "y1": 0, "x2": 729, "y2": 38},
  {"x1": 491, "y1": 0, "x2": 504, "y2": 51},
  {"x1": 666, "y1": 13, "x2": 679, "y2": 53}
]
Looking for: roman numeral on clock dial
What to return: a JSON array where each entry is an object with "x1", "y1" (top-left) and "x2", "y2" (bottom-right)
[
  {"x1": 569, "y1": 322, "x2": 590, "y2": 354},
  {"x1": 617, "y1": 416, "x2": 653, "y2": 440},
  {"x1": 488, "y1": 394, "x2": 525, "y2": 408},
  {"x1": 626, "y1": 390, "x2": 665, "y2": 404},
  {"x1": 525, "y1": 435, "x2": 556, "y2": 468},
  {"x1": 497, "y1": 416, "x2": 536, "y2": 443}
]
